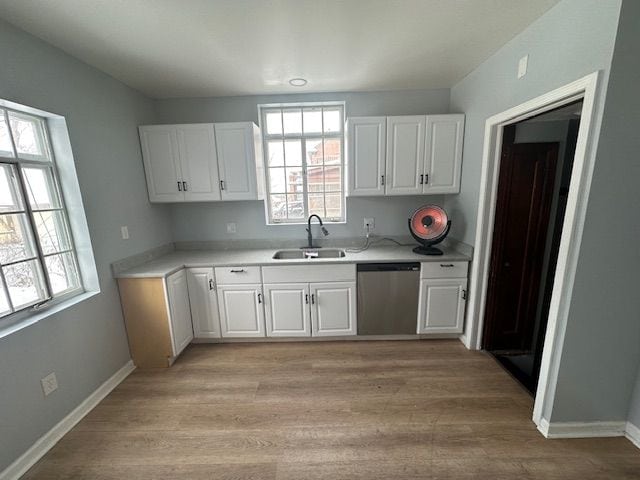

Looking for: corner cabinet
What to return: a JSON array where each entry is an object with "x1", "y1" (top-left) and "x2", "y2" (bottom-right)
[
  {"x1": 139, "y1": 122, "x2": 263, "y2": 203},
  {"x1": 346, "y1": 114, "x2": 464, "y2": 196}
]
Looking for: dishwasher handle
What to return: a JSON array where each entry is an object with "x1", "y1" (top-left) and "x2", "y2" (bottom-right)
[{"x1": 357, "y1": 263, "x2": 420, "y2": 272}]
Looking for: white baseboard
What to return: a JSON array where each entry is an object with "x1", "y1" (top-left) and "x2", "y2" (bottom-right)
[
  {"x1": 625, "y1": 421, "x2": 640, "y2": 449},
  {"x1": 537, "y1": 418, "x2": 627, "y2": 439},
  {"x1": 0, "y1": 360, "x2": 135, "y2": 480}
]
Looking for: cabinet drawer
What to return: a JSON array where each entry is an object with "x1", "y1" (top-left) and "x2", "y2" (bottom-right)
[
  {"x1": 421, "y1": 261, "x2": 468, "y2": 279},
  {"x1": 215, "y1": 266, "x2": 262, "y2": 284}
]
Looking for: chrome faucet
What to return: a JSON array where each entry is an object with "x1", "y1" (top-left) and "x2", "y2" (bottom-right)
[{"x1": 303, "y1": 214, "x2": 329, "y2": 249}]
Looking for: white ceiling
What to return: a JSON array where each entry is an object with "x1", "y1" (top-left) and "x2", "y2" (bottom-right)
[{"x1": 0, "y1": 0, "x2": 559, "y2": 99}]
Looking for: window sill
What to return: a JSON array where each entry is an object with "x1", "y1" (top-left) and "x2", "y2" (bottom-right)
[
  {"x1": 266, "y1": 220, "x2": 347, "y2": 226},
  {"x1": 0, "y1": 290, "x2": 99, "y2": 340}
]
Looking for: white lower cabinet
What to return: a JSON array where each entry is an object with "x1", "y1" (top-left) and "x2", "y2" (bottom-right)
[
  {"x1": 417, "y1": 278, "x2": 467, "y2": 334},
  {"x1": 186, "y1": 267, "x2": 221, "y2": 339},
  {"x1": 166, "y1": 269, "x2": 194, "y2": 355},
  {"x1": 310, "y1": 282, "x2": 357, "y2": 337},
  {"x1": 217, "y1": 284, "x2": 266, "y2": 337},
  {"x1": 263, "y1": 283, "x2": 311, "y2": 337},
  {"x1": 263, "y1": 280, "x2": 357, "y2": 338}
]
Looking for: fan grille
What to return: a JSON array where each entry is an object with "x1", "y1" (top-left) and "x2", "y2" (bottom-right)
[{"x1": 410, "y1": 205, "x2": 448, "y2": 240}]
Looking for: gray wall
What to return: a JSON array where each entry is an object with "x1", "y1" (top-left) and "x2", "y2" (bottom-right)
[
  {"x1": 156, "y1": 89, "x2": 450, "y2": 241},
  {"x1": 0, "y1": 20, "x2": 171, "y2": 472},
  {"x1": 630, "y1": 370, "x2": 640, "y2": 428},
  {"x1": 446, "y1": 0, "x2": 621, "y2": 245},
  {"x1": 550, "y1": 0, "x2": 640, "y2": 423},
  {"x1": 446, "y1": 0, "x2": 640, "y2": 426}
]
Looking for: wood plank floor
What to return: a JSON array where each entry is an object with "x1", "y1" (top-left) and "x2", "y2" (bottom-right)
[{"x1": 23, "y1": 340, "x2": 640, "y2": 479}]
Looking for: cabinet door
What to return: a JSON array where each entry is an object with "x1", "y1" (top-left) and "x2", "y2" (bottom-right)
[
  {"x1": 217, "y1": 284, "x2": 265, "y2": 337},
  {"x1": 263, "y1": 283, "x2": 311, "y2": 337},
  {"x1": 423, "y1": 114, "x2": 464, "y2": 194},
  {"x1": 166, "y1": 269, "x2": 194, "y2": 355},
  {"x1": 215, "y1": 123, "x2": 258, "y2": 201},
  {"x1": 385, "y1": 116, "x2": 425, "y2": 195},
  {"x1": 186, "y1": 267, "x2": 221, "y2": 339},
  {"x1": 417, "y1": 278, "x2": 467, "y2": 334},
  {"x1": 176, "y1": 124, "x2": 222, "y2": 201},
  {"x1": 347, "y1": 117, "x2": 386, "y2": 196},
  {"x1": 139, "y1": 126, "x2": 183, "y2": 202},
  {"x1": 310, "y1": 282, "x2": 357, "y2": 336}
]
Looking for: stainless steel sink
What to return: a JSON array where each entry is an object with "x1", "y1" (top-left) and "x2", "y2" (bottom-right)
[{"x1": 272, "y1": 249, "x2": 346, "y2": 260}]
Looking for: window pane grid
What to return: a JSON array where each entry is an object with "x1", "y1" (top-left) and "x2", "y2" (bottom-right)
[
  {"x1": 0, "y1": 107, "x2": 81, "y2": 318},
  {"x1": 261, "y1": 104, "x2": 344, "y2": 223}
]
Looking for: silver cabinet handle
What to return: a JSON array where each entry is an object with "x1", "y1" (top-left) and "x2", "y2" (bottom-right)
[
  {"x1": 183, "y1": 181, "x2": 188, "y2": 191},
  {"x1": 209, "y1": 279, "x2": 214, "y2": 290},
  {"x1": 230, "y1": 269, "x2": 245, "y2": 273},
  {"x1": 177, "y1": 181, "x2": 182, "y2": 191},
  {"x1": 440, "y1": 264, "x2": 455, "y2": 268},
  {"x1": 220, "y1": 180, "x2": 225, "y2": 190},
  {"x1": 305, "y1": 294, "x2": 309, "y2": 304},
  {"x1": 462, "y1": 289, "x2": 467, "y2": 300},
  {"x1": 311, "y1": 294, "x2": 315, "y2": 305},
  {"x1": 424, "y1": 174, "x2": 429, "y2": 184},
  {"x1": 381, "y1": 175, "x2": 385, "y2": 186},
  {"x1": 257, "y1": 293, "x2": 262, "y2": 304}
]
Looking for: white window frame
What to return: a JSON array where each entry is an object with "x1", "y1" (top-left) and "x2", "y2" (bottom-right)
[
  {"x1": 259, "y1": 102, "x2": 346, "y2": 224},
  {"x1": 0, "y1": 106, "x2": 83, "y2": 322}
]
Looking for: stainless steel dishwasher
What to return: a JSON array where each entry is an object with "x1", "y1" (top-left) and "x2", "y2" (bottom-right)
[{"x1": 357, "y1": 263, "x2": 420, "y2": 335}]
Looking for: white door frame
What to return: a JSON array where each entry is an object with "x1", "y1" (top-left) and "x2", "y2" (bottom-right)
[{"x1": 461, "y1": 72, "x2": 601, "y2": 429}]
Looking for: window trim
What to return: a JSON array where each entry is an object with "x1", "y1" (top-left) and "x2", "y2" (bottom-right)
[
  {"x1": 0, "y1": 106, "x2": 83, "y2": 322},
  {"x1": 258, "y1": 102, "x2": 346, "y2": 225}
]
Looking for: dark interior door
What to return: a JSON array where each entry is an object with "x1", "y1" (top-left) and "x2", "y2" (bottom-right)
[{"x1": 483, "y1": 132, "x2": 559, "y2": 352}]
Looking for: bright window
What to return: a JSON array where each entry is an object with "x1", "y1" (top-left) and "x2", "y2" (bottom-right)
[
  {"x1": 259, "y1": 103, "x2": 345, "y2": 223},
  {"x1": 0, "y1": 108, "x2": 81, "y2": 318}
]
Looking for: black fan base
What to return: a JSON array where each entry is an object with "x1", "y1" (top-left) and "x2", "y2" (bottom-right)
[{"x1": 413, "y1": 245, "x2": 444, "y2": 256}]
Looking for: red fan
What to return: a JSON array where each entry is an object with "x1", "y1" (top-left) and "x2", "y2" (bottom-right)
[{"x1": 408, "y1": 205, "x2": 451, "y2": 256}]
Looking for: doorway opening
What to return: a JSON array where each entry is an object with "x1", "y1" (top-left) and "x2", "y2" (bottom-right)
[{"x1": 482, "y1": 101, "x2": 582, "y2": 393}]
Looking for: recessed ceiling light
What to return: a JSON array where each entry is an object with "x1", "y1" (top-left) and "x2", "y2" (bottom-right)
[{"x1": 289, "y1": 78, "x2": 307, "y2": 87}]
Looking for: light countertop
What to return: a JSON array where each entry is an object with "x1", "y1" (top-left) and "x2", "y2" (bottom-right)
[{"x1": 114, "y1": 244, "x2": 472, "y2": 279}]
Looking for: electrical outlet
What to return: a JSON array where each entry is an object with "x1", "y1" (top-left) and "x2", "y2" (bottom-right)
[
  {"x1": 226, "y1": 222, "x2": 237, "y2": 234},
  {"x1": 41, "y1": 372, "x2": 58, "y2": 396},
  {"x1": 364, "y1": 217, "x2": 375, "y2": 231},
  {"x1": 120, "y1": 226, "x2": 129, "y2": 240},
  {"x1": 518, "y1": 55, "x2": 528, "y2": 79}
]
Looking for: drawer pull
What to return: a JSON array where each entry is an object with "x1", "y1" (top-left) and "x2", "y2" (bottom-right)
[
  {"x1": 230, "y1": 269, "x2": 245, "y2": 273},
  {"x1": 257, "y1": 293, "x2": 263, "y2": 304},
  {"x1": 462, "y1": 289, "x2": 467, "y2": 300},
  {"x1": 440, "y1": 264, "x2": 455, "y2": 268},
  {"x1": 305, "y1": 294, "x2": 309, "y2": 304}
]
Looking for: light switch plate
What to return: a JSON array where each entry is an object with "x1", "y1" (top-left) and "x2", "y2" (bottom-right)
[
  {"x1": 41, "y1": 372, "x2": 58, "y2": 396},
  {"x1": 120, "y1": 226, "x2": 129, "y2": 240},
  {"x1": 226, "y1": 222, "x2": 237, "y2": 234},
  {"x1": 518, "y1": 55, "x2": 528, "y2": 79}
]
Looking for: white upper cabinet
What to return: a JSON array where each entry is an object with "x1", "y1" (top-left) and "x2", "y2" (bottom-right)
[
  {"x1": 347, "y1": 117, "x2": 386, "y2": 196},
  {"x1": 176, "y1": 124, "x2": 221, "y2": 201},
  {"x1": 166, "y1": 269, "x2": 194, "y2": 355},
  {"x1": 385, "y1": 116, "x2": 426, "y2": 196},
  {"x1": 423, "y1": 114, "x2": 464, "y2": 194},
  {"x1": 139, "y1": 122, "x2": 263, "y2": 203},
  {"x1": 186, "y1": 267, "x2": 221, "y2": 339},
  {"x1": 139, "y1": 126, "x2": 184, "y2": 202},
  {"x1": 215, "y1": 122, "x2": 263, "y2": 201},
  {"x1": 346, "y1": 114, "x2": 464, "y2": 197}
]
